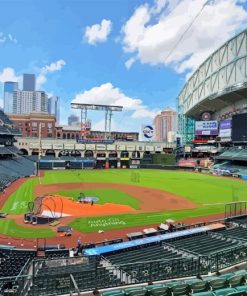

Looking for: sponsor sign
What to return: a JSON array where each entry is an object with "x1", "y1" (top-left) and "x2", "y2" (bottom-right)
[
  {"x1": 219, "y1": 129, "x2": 231, "y2": 138},
  {"x1": 220, "y1": 119, "x2": 231, "y2": 129},
  {"x1": 155, "y1": 145, "x2": 162, "y2": 152},
  {"x1": 117, "y1": 145, "x2": 126, "y2": 151},
  {"x1": 195, "y1": 121, "x2": 218, "y2": 136},
  {"x1": 120, "y1": 157, "x2": 129, "y2": 161},
  {"x1": 41, "y1": 143, "x2": 52, "y2": 150},
  {"x1": 53, "y1": 143, "x2": 64, "y2": 150},
  {"x1": 126, "y1": 145, "x2": 135, "y2": 151},
  {"x1": 142, "y1": 125, "x2": 154, "y2": 139},
  {"x1": 136, "y1": 145, "x2": 144, "y2": 151},
  {"x1": 29, "y1": 143, "x2": 39, "y2": 149},
  {"x1": 96, "y1": 144, "x2": 106, "y2": 151},
  {"x1": 86, "y1": 144, "x2": 95, "y2": 150},
  {"x1": 145, "y1": 145, "x2": 154, "y2": 152},
  {"x1": 64, "y1": 143, "x2": 75, "y2": 150},
  {"x1": 107, "y1": 144, "x2": 116, "y2": 151},
  {"x1": 75, "y1": 143, "x2": 85, "y2": 150}
]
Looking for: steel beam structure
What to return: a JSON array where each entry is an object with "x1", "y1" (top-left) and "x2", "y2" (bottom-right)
[
  {"x1": 71, "y1": 103, "x2": 123, "y2": 139},
  {"x1": 177, "y1": 29, "x2": 247, "y2": 143}
]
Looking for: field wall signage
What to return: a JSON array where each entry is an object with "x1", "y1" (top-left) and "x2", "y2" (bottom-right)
[{"x1": 53, "y1": 144, "x2": 64, "y2": 150}]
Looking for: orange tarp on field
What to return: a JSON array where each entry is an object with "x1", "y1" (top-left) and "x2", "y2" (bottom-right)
[{"x1": 41, "y1": 195, "x2": 135, "y2": 217}]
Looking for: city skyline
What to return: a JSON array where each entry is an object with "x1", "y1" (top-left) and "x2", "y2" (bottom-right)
[{"x1": 0, "y1": 0, "x2": 247, "y2": 132}]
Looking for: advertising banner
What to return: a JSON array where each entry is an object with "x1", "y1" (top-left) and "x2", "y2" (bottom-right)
[
  {"x1": 220, "y1": 119, "x2": 231, "y2": 129},
  {"x1": 96, "y1": 144, "x2": 106, "y2": 151},
  {"x1": 75, "y1": 144, "x2": 85, "y2": 150},
  {"x1": 219, "y1": 129, "x2": 231, "y2": 138},
  {"x1": 86, "y1": 144, "x2": 95, "y2": 150},
  {"x1": 107, "y1": 144, "x2": 116, "y2": 151},
  {"x1": 195, "y1": 121, "x2": 218, "y2": 135},
  {"x1": 41, "y1": 143, "x2": 52, "y2": 150},
  {"x1": 117, "y1": 145, "x2": 125, "y2": 151},
  {"x1": 64, "y1": 144, "x2": 75, "y2": 150},
  {"x1": 53, "y1": 143, "x2": 64, "y2": 150},
  {"x1": 219, "y1": 119, "x2": 231, "y2": 139}
]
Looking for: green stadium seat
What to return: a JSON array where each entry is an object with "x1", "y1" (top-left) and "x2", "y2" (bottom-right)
[
  {"x1": 166, "y1": 282, "x2": 189, "y2": 296},
  {"x1": 102, "y1": 290, "x2": 125, "y2": 296},
  {"x1": 184, "y1": 279, "x2": 209, "y2": 293},
  {"x1": 145, "y1": 285, "x2": 170, "y2": 296},
  {"x1": 124, "y1": 287, "x2": 146, "y2": 296},
  {"x1": 213, "y1": 288, "x2": 236, "y2": 296},
  {"x1": 228, "y1": 275, "x2": 245, "y2": 287},
  {"x1": 193, "y1": 292, "x2": 215, "y2": 296},
  {"x1": 207, "y1": 278, "x2": 229, "y2": 290},
  {"x1": 235, "y1": 286, "x2": 247, "y2": 292}
]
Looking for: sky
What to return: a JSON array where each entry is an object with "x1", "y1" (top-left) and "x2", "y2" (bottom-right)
[{"x1": 0, "y1": 0, "x2": 247, "y2": 133}]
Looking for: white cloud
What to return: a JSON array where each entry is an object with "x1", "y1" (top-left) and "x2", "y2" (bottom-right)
[
  {"x1": 37, "y1": 59, "x2": 66, "y2": 88},
  {"x1": 0, "y1": 67, "x2": 21, "y2": 83},
  {"x1": 8, "y1": 34, "x2": 17, "y2": 43},
  {"x1": 40, "y1": 59, "x2": 66, "y2": 74},
  {"x1": 122, "y1": 0, "x2": 247, "y2": 74},
  {"x1": 72, "y1": 82, "x2": 160, "y2": 119},
  {"x1": 84, "y1": 19, "x2": 112, "y2": 45},
  {"x1": 125, "y1": 57, "x2": 136, "y2": 69},
  {"x1": 0, "y1": 32, "x2": 17, "y2": 44},
  {"x1": 0, "y1": 32, "x2": 6, "y2": 43}
]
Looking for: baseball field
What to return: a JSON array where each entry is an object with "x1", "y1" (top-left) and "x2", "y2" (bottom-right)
[{"x1": 0, "y1": 169, "x2": 246, "y2": 240}]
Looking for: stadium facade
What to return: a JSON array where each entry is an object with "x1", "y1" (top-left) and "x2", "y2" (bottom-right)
[{"x1": 178, "y1": 29, "x2": 247, "y2": 144}]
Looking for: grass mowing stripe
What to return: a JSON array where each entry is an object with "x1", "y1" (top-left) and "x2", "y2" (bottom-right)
[
  {"x1": 0, "y1": 219, "x2": 55, "y2": 238},
  {"x1": 1, "y1": 179, "x2": 38, "y2": 214}
]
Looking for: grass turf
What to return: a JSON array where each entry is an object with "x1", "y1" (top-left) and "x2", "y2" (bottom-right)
[
  {"x1": 1, "y1": 178, "x2": 38, "y2": 214},
  {"x1": 42, "y1": 169, "x2": 247, "y2": 205},
  {"x1": 2, "y1": 169, "x2": 247, "y2": 236},
  {"x1": 55, "y1": 189, "x2": 140, "y2": 209},
  {"x1": 70, "y1": 204, "x2": 224, "y2": 232},
  {"x1": 0, "y1": 219, "x2": 55, "y2": 238}
]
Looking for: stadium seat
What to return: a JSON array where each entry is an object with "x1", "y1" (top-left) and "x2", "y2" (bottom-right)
[{"x1": 213, "y1": 288, "x2": 237, "y2": 296}]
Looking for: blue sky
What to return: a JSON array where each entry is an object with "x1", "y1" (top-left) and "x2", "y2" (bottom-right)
[{"x1": 0, "y1": 0, "x2": 247, "y2": 132}]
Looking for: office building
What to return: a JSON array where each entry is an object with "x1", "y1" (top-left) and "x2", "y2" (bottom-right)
[
  {"x1": 68, "y1": 114, "x2": 80, "y2": 126},
  {"x1": 154, "y1": 108, "x2": 177, "y2": 142},
  {"x1": 48, "y1": 96, "x2": 60, "y2": 122},
  {"x1": 3, "y1": 81, "x2": 18, "y2": 113},
  {"x1": 23, "y1": 74, "x2": 36, "y2": 91},
  {"x1": 13, "y1": 90, "x2": 48, "y2": 114}
]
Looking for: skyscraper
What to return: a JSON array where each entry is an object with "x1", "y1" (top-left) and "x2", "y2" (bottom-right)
[
  {"x1": 48, "y1": 96, "x2": 60, "y2": 122},
  {"x1": 13, "y1": 90, "x2": 48, "y2": 114},
  {"x1": 68, "y1": 114, "x2": 80, "y2": 126},
  {"x1": 154, "y1": 108, "x2": 177, "y2": 142},
  {"x1": 3, "y1": 81, "x2": 18, "y2": 113},
  {"x1": 23, "y1": 74, "x2": 36, "y2": 91}
]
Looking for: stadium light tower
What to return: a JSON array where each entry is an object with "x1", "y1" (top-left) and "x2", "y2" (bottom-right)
[{"x1": 71, "y1": 103, "x2": 123, "y2": 139}]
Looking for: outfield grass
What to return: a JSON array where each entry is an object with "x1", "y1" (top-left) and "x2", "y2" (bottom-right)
[
  {"x1": 56, "y1": 189, "x2": 140, "y2": 209},
  {"x1": 42, "y1": 169, "x2": 247, "y2": 205},
  {"x1": 0, "y1": 219, "x2": 55, "y2": 238},
  {"x1": 1, "y1": 178, "x2": 38, "y2": 214}
]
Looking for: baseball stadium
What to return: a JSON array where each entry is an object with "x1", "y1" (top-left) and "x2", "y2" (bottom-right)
[{"x1": 1, "y1": 28, "x2": 247, "y2": 296}]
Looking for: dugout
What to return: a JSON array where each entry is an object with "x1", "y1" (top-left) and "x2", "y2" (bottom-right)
[
  {"x1": 109, "y1": 151, "x2": 118, "y2": 168},
  {"x1": 96, "y1": 153, "x2": 107, "y2": 169},
  {"x1": 120, "y1": 151, "x2": 130, "y2": 168}
]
